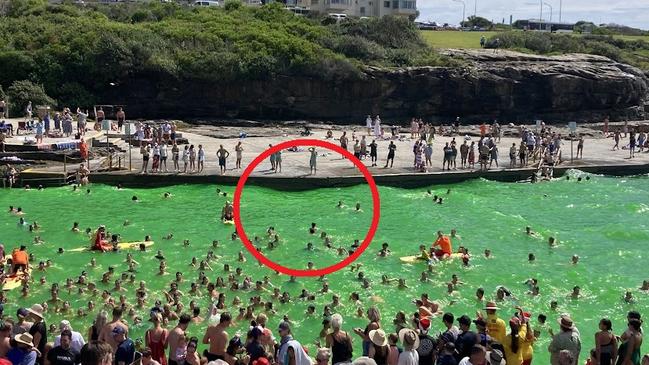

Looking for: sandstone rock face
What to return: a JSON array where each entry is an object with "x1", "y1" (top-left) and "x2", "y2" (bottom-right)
[{"x1": 113, "y1": 49, "x2": 648, "y2": 123}]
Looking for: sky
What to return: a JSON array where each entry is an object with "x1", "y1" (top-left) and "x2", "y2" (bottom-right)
[{"x1": 416, "y1": 0, "x2": 649, "y2": 30}]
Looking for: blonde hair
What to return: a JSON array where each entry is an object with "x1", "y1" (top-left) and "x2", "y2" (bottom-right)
[
  {"x1": 367, "y1": 307, "x2": 381, "y2": 323},
  {"x1": 331, "y1": 314, "x2": 343, "y2": 329}
]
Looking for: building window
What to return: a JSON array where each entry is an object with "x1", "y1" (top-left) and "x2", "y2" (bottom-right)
[
  {"x1": 360, "y1": 6, "x2": 365, "y2": 14},
  {"x1": 384, "y1": 0, "x2": 389, "y2": 6},
  {"x1": 400, "y1": 0, "x2": 415, "y2": 8},
  {"x1": 392, "y1": 0, "x2": 398, "y2": 8},
  {"x1": 330, "y1": 0, "x2": 350, "y2": 5}
]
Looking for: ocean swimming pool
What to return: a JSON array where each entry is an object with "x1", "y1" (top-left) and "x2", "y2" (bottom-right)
[{"x1": 1, "y1": 172, "x2": 648, "y2": 363}]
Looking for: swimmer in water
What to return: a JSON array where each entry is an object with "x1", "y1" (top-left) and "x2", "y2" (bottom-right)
[
  {"x1": 525, "y1": 226, "x2": 540, "y2": 237},
  {"x1": 309, "y1": 223, "x2": 317, "y2": 234},
  {"x1": 337, "y1": 201, "x2": 345, "y2": 208},
  {"x1": 163, "y1": 233, "x2": 173, "y2": 240},
  {"x1": 624, "y1": 290, "x2": 635, "y2": 303},
  {"x1": 528, "y1": 253, "x2": 536, "y2": 262},
  {"x1": 155, "y1": 250, "x2": 165, "y2": 260},
  {"x1": 163, "y1": 192, "x2": 171, "y2": 198},
  {"x1": 71, "y1": 222, "x2": 80, "y2": 232},
  {"x1": 306, "y1": 242, "x2": 314, "y2": 251},
  {"x1": 640, "y1": 280, "x2": 649, "y2": 291},
  {"x1": 548, "y1": 236, "x2": 556, "y2": 247},
  {"x1": 221, "y1": 201, "x2": 234, "y2": 221},
  {"x1": 570, "y1": 286, "x2": 580, "y2": 299},
  {"x1": 132, "y1": 196, "x2": 138, "y2": 202},
  {"x1": 571, "y1": 255, "x2": 579, "y2": 264},
  {"x1": 355, "y1": 203, "x2": 362, "y2": 212},
  {"x1": 377, "y1": 243, "x2": 390, "y2": 257}
]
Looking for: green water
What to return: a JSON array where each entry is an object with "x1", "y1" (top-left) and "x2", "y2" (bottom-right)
[{"x1": 1, "y1": 172, "x2": 648, "y2": 364}]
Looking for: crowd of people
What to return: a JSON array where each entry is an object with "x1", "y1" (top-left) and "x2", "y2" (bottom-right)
[{"x1": 0, "y1": 216, "x2": 647, "y2": 365}]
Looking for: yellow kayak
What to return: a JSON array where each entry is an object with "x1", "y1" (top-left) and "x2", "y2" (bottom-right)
[{"x1": 68, "y1": 241, "x2": 154, "y2": 252}]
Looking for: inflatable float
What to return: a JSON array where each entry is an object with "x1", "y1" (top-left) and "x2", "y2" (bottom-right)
[{"x1": 68, "y1": 241, "x2": 154, "y2": 252}]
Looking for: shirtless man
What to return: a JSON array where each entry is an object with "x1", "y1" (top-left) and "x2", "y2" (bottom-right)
[
  {"x1": 216, "y1": 145, "x2": 229, "y2": 175},
  {"x1": 0, "y1": 321, "x2": 11, "y2": 357},
  {"x1": 202, "y1": 312, "x2": 231, "y2": 361},
  {"x1": 98, "y1": 307, "x2": 129, "y2": 351},
  {"x1": 221, "y1": 202, "x2": 234, "y2": 222},
  {"x1": 167, "y1": 314, "x2": 191, "y2": 365}
]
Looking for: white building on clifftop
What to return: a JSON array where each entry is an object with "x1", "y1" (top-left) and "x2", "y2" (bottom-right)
[{"x1": 248, "y1": 0, "x2": 416, "y2": 17}]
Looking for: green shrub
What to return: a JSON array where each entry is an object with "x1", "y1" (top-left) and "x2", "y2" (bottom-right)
[{"x1": 6, "y1": 80, "x2": 56, "y2": 116}]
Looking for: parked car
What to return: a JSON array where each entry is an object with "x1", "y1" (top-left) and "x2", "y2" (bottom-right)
[
  {"x1": 327, "y1": 13, "x2": 348, "y2": 23},
  {"x1": 193, "y1": 0, "x2": 220, "y2": 6}
]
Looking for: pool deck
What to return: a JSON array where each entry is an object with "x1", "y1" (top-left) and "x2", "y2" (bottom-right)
[{"x1": 4, "y1": 119, "x2": 649, "y2": 189}]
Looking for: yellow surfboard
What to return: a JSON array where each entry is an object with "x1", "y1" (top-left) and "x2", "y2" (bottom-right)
[
  {"x1": 2, "y1": 269, "x2": 31, "y2": 291},
  {"x1": 400, "y1": 252, "x2": 463, "y2": 263},
  {"x1": 68, "y1": 241, "x2": 154, "y2": 252}
]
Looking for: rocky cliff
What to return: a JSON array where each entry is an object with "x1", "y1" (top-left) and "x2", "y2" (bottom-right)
[{"x1": 110, "y1": 49, "x2": 648, "y2": 123}]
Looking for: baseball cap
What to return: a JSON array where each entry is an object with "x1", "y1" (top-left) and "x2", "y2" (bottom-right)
[{"x1": 458, "y1": 315, "x2": 471, "y2": 326}]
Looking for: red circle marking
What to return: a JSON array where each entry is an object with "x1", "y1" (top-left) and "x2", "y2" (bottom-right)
[{"x1": 233, "y1": 139, "x2": 381, "y2": 277}]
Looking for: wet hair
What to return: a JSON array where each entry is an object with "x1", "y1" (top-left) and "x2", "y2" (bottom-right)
[
  {"x1": 193, "y1": 307, "x2": 200, "y2": 316},
  {"x1": 538, "y1": 314, "x2": 547, "y2": 323},
  {"x1": 112, "y1": 308, "x2": 123, "y2": 317},
  {"x1": 178, "y1": 314, "x2": 191, "y2": 325},
  {"x1": 629, "y1": 318, "x2": 642, "y2": 331},
  {"x1": 509, "y1": 321, "x2": 520, "y2": 354},
  {"x1": 220, "y1": 312, "x2": 232, "y2": 323},
  {"x1": 599, "y1": 318, "x2": 612, "y2": 331}
]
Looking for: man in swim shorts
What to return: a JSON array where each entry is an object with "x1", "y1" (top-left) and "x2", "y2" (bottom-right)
[
  {"x1": 11, "y1": 245, "x2": 29, "y2": 274},
  {"x1": 216, "y1": 145, "x2": 229, "y2": 175},
  {"x1": 432, "y1": 231, "x2": 452, "y2": 259},
  {"x1": 221, "y1": 202, "x2": 234, "y2": 221}
]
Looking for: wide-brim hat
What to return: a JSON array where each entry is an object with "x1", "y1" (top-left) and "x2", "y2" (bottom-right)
[
  {"x1": 398, "y1": 328, "x2": 420, "y2": 350},
  {"x1": 558, "y1": 315, "x2": 575, "y2": 329},
  {"x1": 484, "y1": 301, "x2": 499, "y2": 310},
  {"x1": 14, "y1": 333, "x2": 34, "y2": 347},
  {"x1": 369, "y1": 329, "x2": 388, "y2": 347},
  {"x1": 27, "y1": 304, "x2": 44, "y2": 319}
]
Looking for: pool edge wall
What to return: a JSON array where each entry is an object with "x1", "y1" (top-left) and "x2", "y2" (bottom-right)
[{"x1": 77, "y1": 163, "x2": 649, "y2": 190}]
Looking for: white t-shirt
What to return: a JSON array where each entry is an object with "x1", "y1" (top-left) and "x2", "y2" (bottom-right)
[
  {"x1": 54, "y1": 330, "x2": 86, "y2": 353},
  {"x1": 458, "y1": 357, "x2": 476, "y2": 365},
  {"x1": 160, "y1": 145, "x2": 168, "y2": 158},
  {"x1": 397, "y1": 349, "x2": 419, "y2": 365}
]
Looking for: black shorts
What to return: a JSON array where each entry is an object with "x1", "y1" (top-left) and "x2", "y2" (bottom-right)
[
  {"x1": 143, "y1": 156, "x2": 149, "y2": 161},
  {"x1": 219, "y1": 158, "x2": 226, "y2": 167},
  {"x1": 117, "y1": 118, "x2": 124, "y2": 127},
  {"x1": 161, "y1": 156, "x2": 167, "y2": 161},
  {"x1": 203, "y1": 351, "x2": 225, "y2": 362}
]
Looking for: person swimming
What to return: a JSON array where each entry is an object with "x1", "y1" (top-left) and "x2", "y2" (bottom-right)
[
  {"x1": 221, "y1": 201, "x2": 234, "y2": 221},
  {"x1": 337, "y1": 201, "x2": 345, "y2": 208},
  {"x1": 71, "y1": 222, "x2": 80, "y2": 232},
  {"x1": 309, "y1": 223, "x2": 317, "y2": 234}
]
